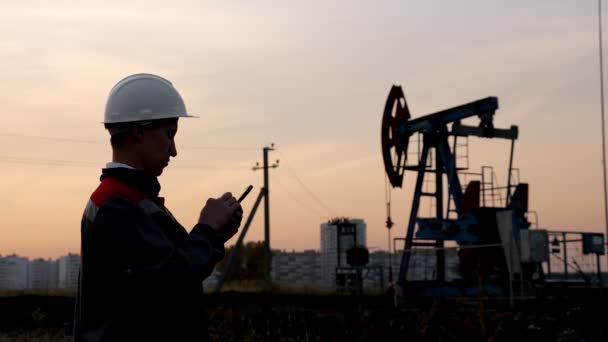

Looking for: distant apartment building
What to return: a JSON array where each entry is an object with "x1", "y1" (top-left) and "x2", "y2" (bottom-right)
[
  {"x1": 0, "y1": 253, "x2": 83, "y2": 289},
  {"x1": 389, "y1": 248, "x2": 461, "y2": 282},
  {"x1": 58, "y1": 253, "x2": 80, "y2": 288},
  {"x1": 272, "y1": 249, "x2": 322, "y2": 286},
  {"x1": 0, "y1": 254, "x2": 29, "y2": 289},
  {"x1": 28, "y1": 258, "x2": 58, "y2": 289},
  {"x1": 363, "y1": 251, "x2": 392, "y2": 289},
  {"x1": 320, "y1": 218, "x2": 366, "y2": 286}
]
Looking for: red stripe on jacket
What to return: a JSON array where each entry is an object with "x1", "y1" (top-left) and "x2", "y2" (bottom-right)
[{"x1": 90, "y1": 177, "x2": 145, "y2": 206}]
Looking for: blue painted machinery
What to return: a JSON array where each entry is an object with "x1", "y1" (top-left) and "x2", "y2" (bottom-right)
[{"x1": 381, "y1": 85, "x2": 534, "y2": 297}]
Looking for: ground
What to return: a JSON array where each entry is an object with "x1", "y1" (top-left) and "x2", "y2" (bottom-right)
[{"x1": 0, "y1": 286, "x2": 606, "y2": 341}]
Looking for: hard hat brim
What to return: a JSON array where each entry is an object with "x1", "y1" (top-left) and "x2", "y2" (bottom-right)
[{"x1": 102, "y1": 113, "x2": 198, "y2": 124}]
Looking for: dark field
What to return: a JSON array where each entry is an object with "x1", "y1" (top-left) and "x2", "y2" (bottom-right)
[{"x1": 0, "y1": 287, "x2": 606, "y2": 341}]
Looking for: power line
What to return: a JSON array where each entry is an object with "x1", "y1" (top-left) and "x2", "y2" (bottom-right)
[
  {"x1": 0, "y1": 156, "x2": 98, "y2": 167},
  {"x1": 178, "y1": 145, "x2": 258, "y2": 151},
  {"x1": 599, "y1": 0, "x2": 608, "y2": 269},
  {"x1": 0, "y1": 132, "x2": 258, "y2": 151},
  {"x1": 273, "y1": 175, "x2": 327, "y2": 217},
  {"x1": 276, "y1": 151, "x2": 337, "y2": 217},
  {"x1": 0, "y1": 133, "x2": 103, "y2": 144},
  {"x1": 0, "y1": 155, "x2": 248, "y2": 171}
]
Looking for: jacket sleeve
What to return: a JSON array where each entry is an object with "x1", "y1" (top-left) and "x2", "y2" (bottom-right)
[{"x1": 85, "y1": 196, "x2": 225, "y2": 285}]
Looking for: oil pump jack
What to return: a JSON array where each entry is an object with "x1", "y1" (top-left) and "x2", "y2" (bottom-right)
[{"x1": 381, "y1": 85, "x2": 539, "y2": 298}]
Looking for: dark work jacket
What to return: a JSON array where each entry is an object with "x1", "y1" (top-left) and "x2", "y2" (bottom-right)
[{"x1": 73, "y1": 168, "x2": 224, "y2": 342}]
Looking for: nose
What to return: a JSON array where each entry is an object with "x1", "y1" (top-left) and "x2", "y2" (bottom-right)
[{"x1": 169, "y1": 140, "x2": 177, "y2": 157}]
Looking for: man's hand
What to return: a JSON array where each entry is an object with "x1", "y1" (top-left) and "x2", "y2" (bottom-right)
[{"x1": 198, "y1": 192, "x2": 243, "y2": 243}]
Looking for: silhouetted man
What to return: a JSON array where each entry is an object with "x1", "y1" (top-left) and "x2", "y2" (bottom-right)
[{"x1": 73, "y1": 74, "x2": 242, "y2": 341}]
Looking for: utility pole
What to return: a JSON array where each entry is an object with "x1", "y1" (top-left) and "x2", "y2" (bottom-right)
[{"x1": 253, "y1": 143, "x2": 279, "y2": 293}]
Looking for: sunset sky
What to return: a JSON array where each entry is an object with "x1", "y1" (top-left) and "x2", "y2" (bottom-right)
[{"x1": 0, "y1": 1, "x2": 606, "y2": 263}]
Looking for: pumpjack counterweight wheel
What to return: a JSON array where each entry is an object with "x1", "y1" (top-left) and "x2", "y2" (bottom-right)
[{"x1": 382, "y1": 85, "x2": 411, "y2": 188}]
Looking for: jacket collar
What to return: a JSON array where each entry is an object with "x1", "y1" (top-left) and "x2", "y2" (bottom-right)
[{"x1": 100, "y1": 167, "x2": 161, "y2": 199}]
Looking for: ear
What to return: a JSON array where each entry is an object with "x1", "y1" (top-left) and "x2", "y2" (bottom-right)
[{"x1": 128, "y1": 124, "x2": 144, "y2": 143}]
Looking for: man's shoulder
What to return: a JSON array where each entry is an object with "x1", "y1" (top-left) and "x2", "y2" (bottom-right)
[
  {"x1": 83, "y1": 178, "x2": 145, "y2": 223},
  {"x1": 83, "y1": 178, "x2": 166, "y2": 223},
  {"x1": 90, "y1": 177, "x2": 145, "y2": 207}
]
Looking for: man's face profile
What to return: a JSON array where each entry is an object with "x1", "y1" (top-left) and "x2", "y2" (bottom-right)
[{"x1": 138, "y1": 119, "x2": 179, "y2": 176}]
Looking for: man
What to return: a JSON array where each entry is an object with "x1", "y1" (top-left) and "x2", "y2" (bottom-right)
[{"x1": 73, "y1": 73, "x2": 242, "y2": 341}]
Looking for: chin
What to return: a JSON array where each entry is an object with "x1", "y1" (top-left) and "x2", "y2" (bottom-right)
[
  {"x1": 148, "y1": 166, "x2": 164, "y2": 177},
  {"x1": 147, "y1": 162, "x2": 167, "y2": 176}
]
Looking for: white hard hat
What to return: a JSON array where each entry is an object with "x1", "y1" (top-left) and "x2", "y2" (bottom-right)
[{"x1": 103, "y1": 73, "x2": 197, "y2": 124}]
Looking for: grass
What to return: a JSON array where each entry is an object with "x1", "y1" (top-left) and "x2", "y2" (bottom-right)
[
  {"x1": 212, "y1": 280, "x2": 384, "y2": 296},
  {"x1": 2, "y1": 287, "x2": 605, "y2": 340},
  {"x1": 0, "y1": 289, "x2": 76, "y2": 298},
  {"x1": 0, "y1": 330, "x2": 69, "y2": 342}
]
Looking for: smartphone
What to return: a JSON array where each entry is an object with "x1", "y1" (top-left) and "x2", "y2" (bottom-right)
[{"x1": 237, "y1": 185, "x2": 254, "y2": 203}]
